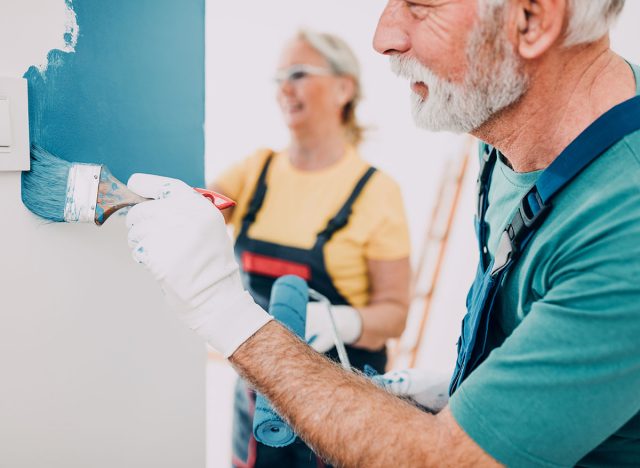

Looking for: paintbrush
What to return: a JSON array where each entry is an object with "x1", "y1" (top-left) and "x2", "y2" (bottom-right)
[{"x1": 21, "y1": 145, "x2": 235, "y2": 225}]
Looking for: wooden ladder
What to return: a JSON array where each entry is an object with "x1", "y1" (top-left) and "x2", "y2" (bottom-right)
[{"x1": 388, "y1": 137, "x2": 473, "y2": 370}]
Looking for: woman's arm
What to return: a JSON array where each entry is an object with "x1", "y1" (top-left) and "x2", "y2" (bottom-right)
[{"x1": 355, "y1": 256, "x2": 411, "y2": 350}]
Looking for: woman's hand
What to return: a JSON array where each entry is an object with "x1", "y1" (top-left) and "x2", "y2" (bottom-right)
[
  {"x1": 373, "y1": 368, "x2": 450, "y2": 413},
  {"x1": 305, "y1": 302, "x2": 362, "y2": 353}
]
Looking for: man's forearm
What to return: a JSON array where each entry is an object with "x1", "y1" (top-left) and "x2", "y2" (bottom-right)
[{"x1": 230, "y1": 321, "x2": 494, "y2": 467}]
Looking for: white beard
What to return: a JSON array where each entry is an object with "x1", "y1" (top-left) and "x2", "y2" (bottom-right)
[{"x1": 390, "y1": 16, "x2": 529, "y2": 134}]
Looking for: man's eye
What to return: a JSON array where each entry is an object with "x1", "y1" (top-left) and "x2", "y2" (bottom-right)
[{"x1": 290, "y1": 71, "x2": 308, "y2": 81}]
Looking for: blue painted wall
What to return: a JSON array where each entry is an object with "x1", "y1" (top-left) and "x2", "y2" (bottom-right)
[{"x1": 24, "y1": 0, "x2": 205, "y2": 187}]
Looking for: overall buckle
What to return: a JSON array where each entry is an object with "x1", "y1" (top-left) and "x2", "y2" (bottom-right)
[
  {"x1": 491, "y1": 187, "x2": 550, "y2": 277},
  {"x1": 520, "y1": 187, "x2": 551, "y2": 229},
  {"x1": 491, "y1": 231, "x2": 513, "y2": 276}
]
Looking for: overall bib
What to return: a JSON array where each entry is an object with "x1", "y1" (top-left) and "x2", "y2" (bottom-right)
[
  {"x1": 231, "y1": 153, "x2": 387, "y2": 468},
  {"x1": 449, "y1": 95, "x2": 640, "y2": 395}
]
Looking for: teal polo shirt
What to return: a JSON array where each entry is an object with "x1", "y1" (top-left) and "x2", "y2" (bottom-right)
[{"x1": 449, "y1": 63, "x2": 640, "y2": 466}]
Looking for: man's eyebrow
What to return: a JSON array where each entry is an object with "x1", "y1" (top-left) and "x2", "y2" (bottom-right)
[{"x1": 407, "y1": 0, "x2": 448, "y2": 5}]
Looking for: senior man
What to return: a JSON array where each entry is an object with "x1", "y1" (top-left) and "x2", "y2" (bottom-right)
[{"x1": 126, "y1": 0, "x2": 640, "y2": 466}]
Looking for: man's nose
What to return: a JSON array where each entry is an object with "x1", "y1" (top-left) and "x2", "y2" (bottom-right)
[{"x1": 373, "y1": 1, "x2": 411, "y2": 56}]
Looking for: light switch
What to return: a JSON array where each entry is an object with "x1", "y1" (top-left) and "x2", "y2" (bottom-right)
[
  {"x1": 0, "y1": 97, "x2": 12, "y2": 152},
  {"x1": 0, "y1": 77, "x2": 29, "y2": 171}
]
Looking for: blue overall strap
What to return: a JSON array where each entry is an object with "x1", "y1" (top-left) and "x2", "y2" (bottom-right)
[
  {"x1": 538, "y1": 95, "x2": 640, "y2": 204},
  {"x1": 240, "y1": 152, "x2": 275, "y2": 234},
  {"x1": 315, "y1": 166, "x2": 377, "y2": 244},
  {"x1": 476, "y1": 144, "x2": 497, "y2": 269},
  {"x1": 491, "y1": 95, "x2": 640, "y2": 277}
]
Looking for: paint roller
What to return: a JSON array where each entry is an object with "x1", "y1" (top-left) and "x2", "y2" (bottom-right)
[
  {"x1": 21, "y1": 145, "x2": 235, "y2": 225},
  {"x1": 252, "y1": 275, "x2": 308, "y2": 447},
  {"x1": 253, "y1": 276, "x2": 353, "y2": 448}
]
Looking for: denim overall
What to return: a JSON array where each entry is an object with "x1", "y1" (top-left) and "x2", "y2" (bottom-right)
[
  {"x1": 231, "y1": 153, "x2": 387, "y2": 468},
  {"x1": 449, "y1": 95, "x2": 640, "y2": 395}
]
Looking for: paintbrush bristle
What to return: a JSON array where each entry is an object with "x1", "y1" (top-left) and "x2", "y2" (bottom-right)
[{"x1": 21, "y1": 145, "x2": 71, "y2": 222}]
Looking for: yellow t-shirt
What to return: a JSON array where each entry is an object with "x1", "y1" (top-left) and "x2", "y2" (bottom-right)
[{"x1": 214, "y1": 147, "x2": 410, "y2": 307}]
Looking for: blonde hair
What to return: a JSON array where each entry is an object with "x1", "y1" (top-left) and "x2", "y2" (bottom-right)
[{"x1": 297, "y1": 29, "x2": 364, "y2": 146}]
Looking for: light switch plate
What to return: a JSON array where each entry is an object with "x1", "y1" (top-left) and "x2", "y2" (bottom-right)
[{"x1": 0, "y1": 77, "x2": 29, "y2": 171}]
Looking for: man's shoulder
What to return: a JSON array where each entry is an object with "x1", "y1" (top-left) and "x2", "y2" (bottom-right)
[
  {"x1": 619, "y1": 128, "x2": 640, "y2": 167},
  {"x1": 529, "y1": 129, "x2": 640, "y2": 282},
  {"x1": 571, "y1": 129, "x2": 640, "y2": 195}
]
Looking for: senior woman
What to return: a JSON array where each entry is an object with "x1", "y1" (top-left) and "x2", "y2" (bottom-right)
[{"x1": 211, "y1": 29, "x2": 411, "y2": 468}]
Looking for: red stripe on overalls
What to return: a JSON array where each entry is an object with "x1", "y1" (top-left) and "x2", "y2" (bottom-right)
[{"x1": 242, "y1": 251, "x2": 312, "y2": 281}]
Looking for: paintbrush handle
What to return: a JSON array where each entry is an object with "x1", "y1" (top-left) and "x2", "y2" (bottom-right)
[
  {"x1": 95, "y1": 168, "x2": 235, "y2": 225},
  {"x1": 95, "y1": 167, "x2": 143, "y2": 225},
  {"x1": 193, "y1": 188, "x2": 236, "y2": 210}
]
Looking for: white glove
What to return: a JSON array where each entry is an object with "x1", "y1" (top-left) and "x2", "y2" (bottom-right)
[
  {"x1": 305, "y1": 302, "x2": 362, "y2": 353},
  {"x1": 373, "y1": 369, "x2": 450, "y2": 413},
  {"x1": 125, "y1": 173, "x2": 272, "y2": 358}
]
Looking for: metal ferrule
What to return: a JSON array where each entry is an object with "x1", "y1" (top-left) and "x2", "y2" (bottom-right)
[{"x1": 64, "y1": 163, "x2": 101, "y2": 223}]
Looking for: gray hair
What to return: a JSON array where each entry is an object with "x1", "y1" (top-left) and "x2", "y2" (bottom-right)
[
  {"x1": 564, "y1": 0, "x2": 625, "y2": 46},
  {"x1": 297, "y1": 29, "x2": 364, "y2": 146},
  {"x1": 482, "y1": 0, "x2": 625, "y2": 47}
]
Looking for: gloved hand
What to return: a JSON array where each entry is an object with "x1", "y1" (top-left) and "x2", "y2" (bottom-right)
[
  {"x1": 304, "y1": 302, "x2": 362, "y2": 353},
  {"x1": 372, "y1": 368, "x2": 450, "y2": 413},
  {"x1": 125, "y1": 173, "x2": 272, "y2": 358}
]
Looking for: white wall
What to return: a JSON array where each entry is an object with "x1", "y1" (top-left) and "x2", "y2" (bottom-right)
[
  {"x1": 0, "y1": 2, "x2": 205, "y2": 467},
  {"x1": 205, "y1": 1, "x2": 640, "y2": 466}
]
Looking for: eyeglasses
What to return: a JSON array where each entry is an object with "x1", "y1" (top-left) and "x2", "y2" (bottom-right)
[{"x1": 274, "y1": 64, "x2": 333, "y2": 85}]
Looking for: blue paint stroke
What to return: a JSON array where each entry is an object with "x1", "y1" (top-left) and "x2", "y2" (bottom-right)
[
  {"x1": 23, "y1": 0, "x2": 205, "y2": 188},
  {"x1": 21, "y1": 145, "x2": 70, "y2": 222}
]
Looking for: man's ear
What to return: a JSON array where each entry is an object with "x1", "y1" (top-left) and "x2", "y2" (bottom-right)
[{"x1": 512, "y1": 0, "x2": 567, "y2": 59}]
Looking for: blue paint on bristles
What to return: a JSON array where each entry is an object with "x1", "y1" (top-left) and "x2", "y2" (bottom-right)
[{"x1": 21, "y1": 145, "x2": 72, "y2": 222}]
